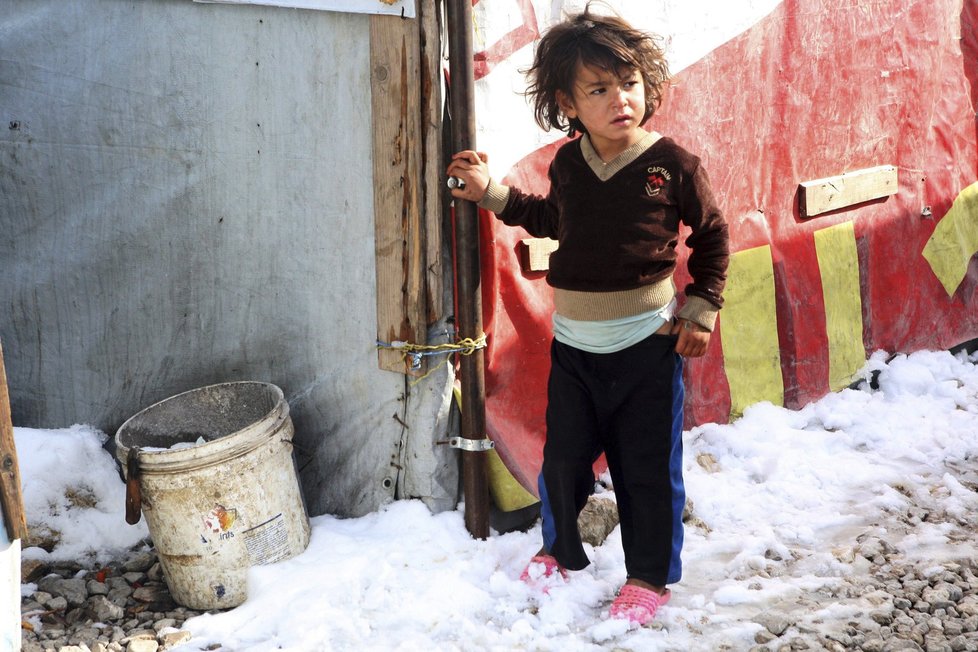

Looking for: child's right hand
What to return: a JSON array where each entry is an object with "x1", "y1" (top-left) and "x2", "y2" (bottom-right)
[{"x1": 446, "y1": 150, "x2": 491, "y2": 203}]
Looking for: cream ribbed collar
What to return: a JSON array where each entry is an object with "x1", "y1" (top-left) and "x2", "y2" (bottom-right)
[{"x1": 580, "y1": 130, "x2": 662, "y2": 181}]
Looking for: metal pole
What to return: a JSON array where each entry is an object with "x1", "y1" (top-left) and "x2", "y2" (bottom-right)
[{"x1": 446, "y1": 0, "x2": 490, "y2": 539}]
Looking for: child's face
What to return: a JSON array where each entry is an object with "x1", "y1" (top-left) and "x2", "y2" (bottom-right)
[{"x1": 557, "y1": 63, "x2": 647, "y2": 159}]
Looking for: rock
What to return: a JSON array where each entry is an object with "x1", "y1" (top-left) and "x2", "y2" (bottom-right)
[
  {"x1": 871, "y1": 610, "x2": 895, "y2": 626},
  {"x1": 127, "y1": 638, "x2": 160, "y2": 652},
  {"x1": 47, "y1": 595, "x2": 69, "y2": 611},
  {"x1": 88, "y1": 579, "x2": 110, "y2": 596},
  {"x1": 903, "y1": 579, "x2": 930, "y2": 598},
  {"x1": 21, "y1": 559, "x2": 49, "y2": 583},
  {"x1": 948, "y1": 635, "x2": 969, "y2": 652},
  {"x1": 20, "y1": 548, "x2": 201, "y2": 652},
  {"x1": 147, "y1": 563, "x2": 165, "y2": 583},
  {"x1": 881, "y1": 639, "x2": 924, "y2": 651},
  {"x1": 862, "y1": 638, "x2": 885, "y2": 652},
  {"x1": 576, "y1": 496, "x2": 619, "y2": 547},
  {"x1": 957, "y1": 596, "x2": 978, "y2": 617},
  {"x1": 857, "y1": 536, "x2": 897, "y2": 561},
  {"x1": 152, "y1": 618, "x2": 177, "y2": 632},
  {"x1": 89, "y1": 595, "x2": 126, "y2": 622},
  {"x1": 108, "y1": 586, "x2": 135, "y2": 606},
  {"x1": 696, "y1": 452, "x2": 720, "y2": 472},
  {"x1": 122, "y1": 551, "x2": 157, "y2": 574},
  {"x1": 755, "y1": 629, "x2": 777, "y2": 644},
  {"x1": 132, "y1": 585, "x2": 171, "y2": 604},
  {"x1": 38, "y1": 576, "x2": 89, "y2": 607},
  {"x1": 922, "y1": 586, "x2": 956, "y2": 612},
  {"x1": 756, "y1": 611, "x2": 793, "y2": 636},
  {"x1": 159, "y1": 630, "x2": 193, "y2": 648},
  {"x1": 68, "y1": 625, "x2": 101, "y2": 646},
  {"x1": 922, "y1": 637, "x2": 951, "y2": 652}
]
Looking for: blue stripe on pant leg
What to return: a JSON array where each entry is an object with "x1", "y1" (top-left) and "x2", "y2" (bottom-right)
[
  {"x1": 538, "y1": 471, "x2": 557, "y2": 553},
  {"x1": 667, "y1": 352, "x2": 686, "y2": 584}
]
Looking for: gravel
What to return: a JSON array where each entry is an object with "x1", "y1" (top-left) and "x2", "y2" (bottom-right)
[{"x1": 20, "y1": 544, "x2": 211, "y2": 652}]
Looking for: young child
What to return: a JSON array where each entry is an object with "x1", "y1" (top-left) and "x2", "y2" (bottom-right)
[{"x1": 446, "y1": 5, "x2": 729, "y2": 625}]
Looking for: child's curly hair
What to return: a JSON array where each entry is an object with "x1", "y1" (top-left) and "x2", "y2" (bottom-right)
[{"x1": 524, "y1": 4, "x2": 671, "y2": 137}]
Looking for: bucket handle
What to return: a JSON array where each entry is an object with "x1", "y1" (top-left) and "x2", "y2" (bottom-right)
[{"x1": 125, "y1": 446, "x2": 142, "y2": 525}]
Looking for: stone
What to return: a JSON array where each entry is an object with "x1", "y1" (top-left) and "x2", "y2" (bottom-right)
[
  {"x1": 88, "y1": 579, "x2": 110, "y2": 596},
  {"x1": 756, "y1": 612, "x2": 793, "y2": 636},
  {"x1": 47, "y1": 595, "x2": 69, "y2": 611},
  {"x1": 89, "y1": 595, "x2": 126, "y2": 622},
  {"x1": 21, "y1": 558, "x2": 49, "y2": 583},
  {"x1": 152, "y1": 618, "x2": 177, "y2": 632},
  {"x1": 576, "y1": 496, "x2": 619, "y2": 547},
  {"x1": 122, "y1": 551, "x2": 157, "y2": 574},
  {"x1": 147, "y1": 563, "x2": 165, "y2": 583},
  {"x1": 755, "y1": 629, "x2": 777, "y2": 644},
  {"x1": 923, "y1": 586, "x2": 956, "y2": 612},
  {"x1": 159, "y1": 630, "x2": 193, "y2": 648},
  {"x1": 872, "y1": 610, "x2": 895, "y2": 626},
  {"x1": 127, "y1": 638, "x2": 160, "y2": 652},
  {"x1": 68, "y1": 626, "x2": 102, "y2": 646},
  {"x1": 38, "y1": 576, "x2": 89, "y2": 607},
  {"x1": 949, "y1": 635, "x2": 969, "y2": 652},
  {"x1": 881, "y1": 639, "x2": 924, "y2": 651},
  {"x1": 132, "y1": 585, "x2": 171, "y2": 604}
]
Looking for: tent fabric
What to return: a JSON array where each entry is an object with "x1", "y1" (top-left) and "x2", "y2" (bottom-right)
[{"x1": 475, "y1": 0, "x2": 978, "y2": 496}]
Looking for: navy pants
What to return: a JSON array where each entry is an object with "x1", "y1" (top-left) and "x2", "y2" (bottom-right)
[{"x1": 538, "y1": 332, "x2": 686, "y2": 586}]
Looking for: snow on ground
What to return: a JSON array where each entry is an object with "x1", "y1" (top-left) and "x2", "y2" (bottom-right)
[{"x1": 16, "y1": 348, "x2": 978, "y2": 651}]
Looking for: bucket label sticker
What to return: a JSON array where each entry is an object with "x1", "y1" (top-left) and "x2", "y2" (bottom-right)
[
  {"x1": 202, "y1": 503, "x2": 238, "y2": 542},
  {"x1": 243, "y1": 513, "x2": 290, "y2": 565}
]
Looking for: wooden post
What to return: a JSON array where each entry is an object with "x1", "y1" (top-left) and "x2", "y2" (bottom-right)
[
  {"x1": 447, "y1": 0, "x2": 490, "y2": 539},
  {"x1": 0, "y1": 341, "x2": 27, "y2": 541}
]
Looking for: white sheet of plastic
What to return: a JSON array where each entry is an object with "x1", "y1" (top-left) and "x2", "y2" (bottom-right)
[
  {"x1": 0, "y1": 0, "x2": 454, "y2": 518},
  {"x1": 194, "y1": 0, "x2": 416, "y2": 18}
]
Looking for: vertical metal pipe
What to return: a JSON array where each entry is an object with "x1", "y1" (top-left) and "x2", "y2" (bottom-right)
[{"x1": 446, "y1": 0, "x2": 489, "y2": 539}]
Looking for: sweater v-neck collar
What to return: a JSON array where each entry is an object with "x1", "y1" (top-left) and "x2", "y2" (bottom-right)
[{"x1": 580, "y1": 130, "x2": 662, "y2": 181}]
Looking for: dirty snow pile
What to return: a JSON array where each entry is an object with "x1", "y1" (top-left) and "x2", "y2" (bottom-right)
[{"x1": 16, "y1": 348, "x2": 978, "y2": 651}]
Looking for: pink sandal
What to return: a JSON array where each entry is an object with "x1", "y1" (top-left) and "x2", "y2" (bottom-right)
[
  {"x1": 609, "y1": 585, "x2": 671, "y2": 625},
  {"x1": 519, "y1": 554, "x2": 567, "y2": 589}
]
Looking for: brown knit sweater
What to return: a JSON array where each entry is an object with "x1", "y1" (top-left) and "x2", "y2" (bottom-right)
[{"x1": 480, "y1": 132, "x2": 729, "y2": 330}]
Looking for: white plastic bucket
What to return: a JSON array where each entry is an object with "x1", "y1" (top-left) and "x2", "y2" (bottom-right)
[{"x1": 115, "y1": 381, "x2": 310, "y2": 609}]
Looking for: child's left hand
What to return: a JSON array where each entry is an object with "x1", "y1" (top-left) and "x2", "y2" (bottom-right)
[{"x1": 672, "y1": 319, "x2": 710, "y2": 357}]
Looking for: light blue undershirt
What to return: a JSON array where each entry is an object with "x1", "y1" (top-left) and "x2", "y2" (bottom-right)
[{"x1": 552, "y1": 298, "x2": 677, "y2": 354}]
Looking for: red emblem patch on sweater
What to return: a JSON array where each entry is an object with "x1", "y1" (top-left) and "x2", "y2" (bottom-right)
[{"x1": 646, "y1": 166, "x2": 672, "y2": 197}]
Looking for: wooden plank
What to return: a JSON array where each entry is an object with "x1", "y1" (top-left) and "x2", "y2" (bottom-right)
[
  {"x1": 371, "y1": 14, "x2": 428, "y2": 375},
  {"x1": 0, "y1": 340, "x2": 27, "y2": 541},
  {"x1": 799, "y1": 165, "x2": 898, "y2": 218},
  {"x1": 419, "y1": 0, "x2": 444, "y2": 325},
  {"x1": 519, "y1": 237, "x2": 559, "y2": 272}
]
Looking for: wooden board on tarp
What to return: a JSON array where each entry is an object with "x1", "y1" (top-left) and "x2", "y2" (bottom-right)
[
  {"x1": 799, "y1": 165, "x2": 898, "y2": 218},
  {"x1": 0, "y1": 340, "x2": 27, "y2": 541},
  {"x1": 371, "y1": 12, "x2": 430, "y2": 375},
  {"x1": 519, "y1": 237, "x2": 559, "y2": 272}
]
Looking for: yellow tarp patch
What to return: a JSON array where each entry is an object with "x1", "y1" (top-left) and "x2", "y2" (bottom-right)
[
  {"x1": 922, "y1": 182, "x2": 978, "y2": 297},
  {"x1": 487, "y1": 448, "x2": 539, "y2": 512},
  {"x1": 814, "y1": 221, "x2": 865, "y2": 391},
  {"x1": 453, "y1": 387, "x2": 539, "y2": 513},
  {"x1": 720, "y1": 245, "x2": 784, "y2": 418}
]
